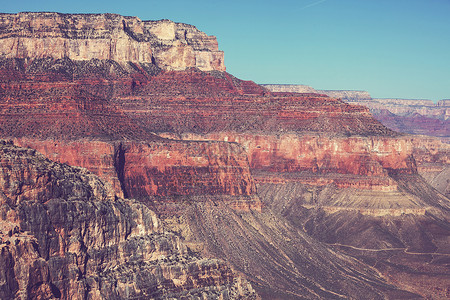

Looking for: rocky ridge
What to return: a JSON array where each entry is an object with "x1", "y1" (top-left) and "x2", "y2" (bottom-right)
[{"x1": 0, "y1": 140, "x2": 256, "y2": 299}]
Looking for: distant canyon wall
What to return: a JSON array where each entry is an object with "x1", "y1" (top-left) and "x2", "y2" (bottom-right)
[
  {"x1": 0, "y1": 12, "x2": 225, "y2": 71},
  {"x1": 260, "y1": 84, "x2": 319, "y2": 94},
  {"x1": 262, "y1": 84, "x2": 449, "y2": 140}
]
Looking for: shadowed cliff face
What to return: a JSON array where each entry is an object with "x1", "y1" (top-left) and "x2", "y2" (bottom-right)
[{"x1": 0, "y1": 141, "x2": 257, "y2": 299}]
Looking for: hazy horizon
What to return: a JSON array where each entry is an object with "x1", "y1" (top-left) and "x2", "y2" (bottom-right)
[{"x1": 3, "y1": 0, "x2": 450, "y2": 102}]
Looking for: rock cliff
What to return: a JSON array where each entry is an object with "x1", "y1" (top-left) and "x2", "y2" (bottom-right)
[
  {"x1": 0, "y1": 141, "x2": 256, "y2": 299},
  {"x1": 0, "y1": 12, "x2": 225, "y2": 71},
  {"x1": 0, "y1": 56, "x2": 261, "y2": 211},
  {"x1": 0, "y1": 12, "x2": 448, "y2": 299},
  {"x1": 12, "y1": 138, "x2": 260, "y2": 211}
]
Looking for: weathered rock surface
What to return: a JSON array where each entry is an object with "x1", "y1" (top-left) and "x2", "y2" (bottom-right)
[
  {"x1": 257, "y1": 175, "x2": 450, "y2": 299},
  {"x1": 13, "y1": 138, "x2": 260, "y2": 211},
  {"x1": 163, "y1": 198, "x2": 418, "y2": 300},
  {"x1": 166, "y1": 132, "x2": 421, "y2": 191},
  {"x1": 0, "y1": 12, "x2": 225, "y2": 71},
  {"x1": 260, "y1": 84, "x2": 318, "y2": 94},
  {"x1": 120, "y1": 71, "x2": 391, "y2": 136},
  {"x1": 0, "y1": 140, "x2": 257, "y2": 299},
  {"x1": 410, "y1": 136, "x2": 450, "y2": 198},
  {"x1": 260, "y1": 85, "x2": 450, "y2": 298},
  {"x1": 0, "y1": 57, "x2": 262, "y2": 210},
  {"x1": 0, "y1": 12, "x2": 449, "y2": 299}
]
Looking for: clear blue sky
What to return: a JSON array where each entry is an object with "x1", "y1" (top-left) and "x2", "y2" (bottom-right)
[{"x1": 3, "y1": 0, "x2": 450, "y2": 101}]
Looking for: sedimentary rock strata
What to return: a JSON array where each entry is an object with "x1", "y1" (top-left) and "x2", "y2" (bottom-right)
[
  {"x1": 0, "y1": 141, "x2": 256, "y2": 299},
  {"x1": 0, "y1": 12, "x2": 449, "y2": 299},
  {"x1": 322, "y1": 90, "x2": 449, "y2": 140},
  {"x1": 13, "y1": 138, "x2": 259, "y2": 207},
  {"x1": 0, "y1": 12, "x2": 225, "y2": 71},
  {"x1": 264, "y1": 85, "x2": 450, "y2": 141}
]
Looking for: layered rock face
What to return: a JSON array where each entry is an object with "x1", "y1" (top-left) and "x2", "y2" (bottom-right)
[
  {"x1": 264, "y1": 86, "x2": 450, "y2": 142},
  {"x1": 166, "y1": 133, "x2": 419, "y2": 190},
  {"x1": 104, "y1": 64, "x2": 449, "y2": 298},
  {"x1": 322, "y1": 90, "x2": 449, "y2": 141},
  {"x1": 0, "y1": 12, "x2": 448, "y2": 299},
  {"x1": 0, "y1": 56, "x2": 261, "y2": 210},
  {"x1": 260, "y1": 86, "x2": 450, "y2": 298},
  {"x1": 13, "y1": 138, "x2": 258, "y2": 210},
  {"x1": 123, "y1": 71, "x2": 391, "y2": 136},
  {"x1": 410, "y1": 136, "x2": 450, "y2": 198},
  {"x1": 0, "y1": 12, "x2": 225, "y2": 71},
  {"x1": 0, "y1": 141, "x2": 256, "y2": 299},
  {"x1": 108, "y1": 69, "x2": 420, "y2": 192}
]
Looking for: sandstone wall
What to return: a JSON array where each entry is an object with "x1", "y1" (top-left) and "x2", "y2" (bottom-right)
[{"x1": 0, "y1": 12, "x2": 225, "y2": 71}]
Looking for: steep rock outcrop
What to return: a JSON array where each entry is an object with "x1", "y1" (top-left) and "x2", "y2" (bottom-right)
[
  {"x1": 12, "y1": 138, "x2": 261, "y2": 211},
  {"x1": 0, "y1": 12, "x2": 225, "y2": 71},
  {"x1": 163, "y1": 132, "x2": 420, "y2": 191},
  {"x1": 0, "y1": 141, "x2": 256, "y2": 299}
]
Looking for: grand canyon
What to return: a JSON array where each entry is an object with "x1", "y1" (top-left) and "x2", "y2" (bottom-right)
[{"x1": 0, "y1": 12, "x2": 449, "y2": 299}]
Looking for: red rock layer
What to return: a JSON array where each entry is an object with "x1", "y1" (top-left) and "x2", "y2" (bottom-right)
[
  {"x1": 0, "y1": 57, "x2": 413, "y2": 194},
  {"x1": 117, "y1": 70, "x2": 393, "y2": 136},
  {"x1": 13, "y1": 138, "x2": 261, "y2": 211},
  {"x1": 162, "y1": 132, "x2": 421, "y2": 190}
]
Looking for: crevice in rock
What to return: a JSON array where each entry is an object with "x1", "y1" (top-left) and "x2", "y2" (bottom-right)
[{"x1": 114, "y1": 142, "x2": 128, "y2": 198}]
